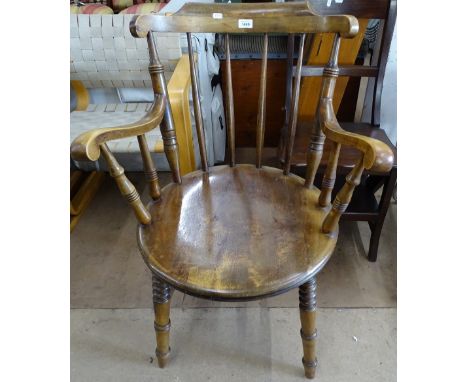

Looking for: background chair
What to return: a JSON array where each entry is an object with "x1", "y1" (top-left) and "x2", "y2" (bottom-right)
[
  {"x1": 278, "y1": 0, "x2": 397, "y2": 262},
  {"x1": 70, "y1": 2, "x2": 394, "y2": 379}
]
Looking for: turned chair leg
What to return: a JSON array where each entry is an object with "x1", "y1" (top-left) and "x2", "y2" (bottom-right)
[
  {"x1": 152, "y1": 273, "x2": 172, "y2": 368},
  {"x1": 299, "y1": 277, "x2": 318, "y2": 379}
]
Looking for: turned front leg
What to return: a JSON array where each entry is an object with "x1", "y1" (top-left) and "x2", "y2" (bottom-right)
[
  {"x1": 152, "y1": 274, "x2": 172, "y2": 368},
  {"x1": 299, "y1": 277, "x2": 318, "y2": 379}
]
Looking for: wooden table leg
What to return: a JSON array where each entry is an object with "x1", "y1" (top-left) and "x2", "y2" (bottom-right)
[{"x1": 299, "y1": 277, "x2": 318, "y2": 379}]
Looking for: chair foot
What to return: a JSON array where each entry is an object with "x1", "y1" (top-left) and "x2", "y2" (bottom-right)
[
  {"x1": 152, "y1": 274, "x2": 172, "y2": 368},
  {"x1": 299, "y1": 277, "x2": 318, "y2": 379}
]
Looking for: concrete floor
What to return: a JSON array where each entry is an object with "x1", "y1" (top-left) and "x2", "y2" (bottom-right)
[{"x1": 71, "y1": 164, "x2": 397, "y2": 381}]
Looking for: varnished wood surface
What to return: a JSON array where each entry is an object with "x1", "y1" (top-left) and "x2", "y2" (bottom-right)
[
  {"x1": 138, "y1": 165, "x2": 337, "y2": 300},
  {"x1": 221, "y1": 59, "x2": 287, "y2": 147},
  {"x1": 130, "y1": 2, "x2": 359, "y2": 38},
  {"x1": 288, "y1": 122, "x2": 397, "y2": 172},
  {"x1": 71, "y1": 95, "x2": 166, "y2": 162}
]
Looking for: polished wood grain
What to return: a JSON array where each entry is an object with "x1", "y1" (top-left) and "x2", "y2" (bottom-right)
[
  {"x1": 283, "y1": 33, "x2": 305, "y2": 175},
  {"x1": 299, "y1": 278, "x2": 318, "y2": 379},
  {"x1": 319, "y1": 141, "x2": 341, "y2": 207},
  {"x1": 100, "y1": 143, "x2": 151, "y2": 225},
  {"x1": 137, "y1": 134, "x2": 161, "y2": 201},
  {"x1": 152, "y1": 274, "x2": 172, "y2": 368},
  {"x1": 256, "y1": 33, "x2": 268, "y2": 168},
  {"x1": 147, "y1": 32, "x2": 181, "y2": 184},
  {"x1": 138, "y1": 165, "x2": 336, "y2": 300},
  {"x1": 130, "y1": 2, "x2": 359, "y2": 38},
  {"x1": 70, "y1": 94, "x2": 165, "y2": 162},
  {"x1": 187, "y1": 32, "x2": 208, "y2": 172},
  {"x1": 221, "y1": 59, "x2": 287, "y2": 148},
  {"x1": 71, "y1": 3, "x2": 396, "y2": 377},
  {"x1": 224, "y1": 34, "x2": 236, "y2": 166},
  {"x1": 322, "y1": 156, "x2": 365, "y2": 235},
  {"x1": 304, "y1": 34, "x2": 341, "y2": 189}
]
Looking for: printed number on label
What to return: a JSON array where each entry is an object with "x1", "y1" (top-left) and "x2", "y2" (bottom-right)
[{"x1": 238, "y1": 19, "x2": 253, "y2": 29}]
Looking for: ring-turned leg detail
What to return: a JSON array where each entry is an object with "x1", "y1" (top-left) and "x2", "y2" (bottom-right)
[
  {"x1": 299, "y1": 277, "x2": 318, "y2": 379},
  {"x1": 152, "y1": 273, "x2": 172, "y2": 368}
]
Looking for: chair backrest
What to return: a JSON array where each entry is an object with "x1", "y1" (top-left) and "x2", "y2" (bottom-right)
[
  {"x1": 130, "y1": 1, "x2": 358, "y2": 175},
  {"x1": 293, "y1": 0, "x2": 397, "y2": 127}
]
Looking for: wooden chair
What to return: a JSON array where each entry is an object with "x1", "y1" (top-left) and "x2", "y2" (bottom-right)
[
  {"x1": 278, "y1": 0, "x2": 397, "y2": 262},
  {"x1": 70, "y1": 2, "x2": 394, "y2": 378}
]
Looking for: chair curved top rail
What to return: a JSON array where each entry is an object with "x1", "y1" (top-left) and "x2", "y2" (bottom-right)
[{"x1": 130, "y1": 2, "x2": 359, "y2": 38}]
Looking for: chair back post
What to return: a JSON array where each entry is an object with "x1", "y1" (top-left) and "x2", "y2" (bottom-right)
[
  {"x1": 371, "y1": 0, "x2": 397, "y2": 126},
  {"x1": 304, "y1": 34, "x2": 341, "y2": 188},
  {"x1": 147, "y1": 32, "x2": 182, "y2": 184}
]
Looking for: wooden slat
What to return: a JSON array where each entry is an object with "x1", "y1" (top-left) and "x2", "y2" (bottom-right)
[
  {"x1": 131, "y1": 14, "x2": 358, "y2": 38},
  {"x1": 298, "y1": 65, "x2": 379, "y2": 78},
  {"x1": 187, "y1": 32, "x2": 208, "y2": 172},
  {"x1": 225, "y1": 34, "x2": 235, "y2": 166},
  {"x1": 256, "y1": 33, "x2": 268, "y2": 169},
  {"x1": 283, "y1": 33, "x2": 306, "y2": 176}
]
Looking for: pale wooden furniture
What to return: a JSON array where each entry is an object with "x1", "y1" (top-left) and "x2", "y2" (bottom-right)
[{"x1": 71, "y1": 2, "x2": 394, "y2": 378}]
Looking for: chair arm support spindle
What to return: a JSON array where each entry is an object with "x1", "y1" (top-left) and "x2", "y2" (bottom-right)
[
  {"x1": 318, "y1": 141, "x2": 341, "y2": 207},
  {"x1": 322, "y1": 156, "x2": 364, "y2": 234},
  {"x1": 137, "y1": 134, "x2": 161, "y2": 201},
  {"x1": 100, "y1": 143, "x2": 151, "y2": 225}
]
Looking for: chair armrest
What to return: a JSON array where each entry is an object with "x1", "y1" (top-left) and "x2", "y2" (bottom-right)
[
  {"x1": 320, "y1": 99, "x2": 394, "y2": 173},
  {"x1": 70, "y1": 94, "x2": 166, "y2": 162}
]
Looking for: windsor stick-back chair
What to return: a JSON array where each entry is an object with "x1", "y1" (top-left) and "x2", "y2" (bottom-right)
[{"x1": 70, "y1": 2, "x2": 394, "y2": 378}]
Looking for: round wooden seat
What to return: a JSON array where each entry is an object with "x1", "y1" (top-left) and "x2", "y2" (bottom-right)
[{"x1": 138, "y1": 164, "x2": 337, "y2": 300}]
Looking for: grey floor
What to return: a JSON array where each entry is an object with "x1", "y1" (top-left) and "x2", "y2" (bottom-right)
[{"x1": 71, "y1": 163, "x2": 397, "y2": 381}]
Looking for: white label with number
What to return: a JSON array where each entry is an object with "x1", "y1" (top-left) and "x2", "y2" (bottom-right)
[
  {"x1": 238, "y1": 19, "x2": 253, "y2": 29},
  {"x1": 212, "y1": 13, "x2": 223, "y2": 19}
]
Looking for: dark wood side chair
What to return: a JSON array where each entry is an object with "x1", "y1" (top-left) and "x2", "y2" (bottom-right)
[
  {"x1": 70, "y1": 2, "x2": 394, "y2": 378},
  {"x1": 278, "y1": 0, "x2": 397, "y2": 262}
]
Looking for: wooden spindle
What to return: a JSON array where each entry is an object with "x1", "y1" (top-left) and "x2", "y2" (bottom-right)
[
  {"x1": 322, "y1": 156, "x2": 364, "y2": 235},
  {"x1": 256, "y1": 33, "x2": 268, "y2": 168},
  {"x1": 318, "y1": 141, "x2": 341, "y2": 207},
  {"x1": 225, "y1": 34, "x2": 236, "y2": 167},
  {"x1": 100, "y1": 143, "x2": 151, "y2": 225},
  {"x1": 187, "y1": 32, "x2": 209, "y2": 172},
  {"x1": 147, "y1": 32, "x2": 181, "y2": 184},
  {"x1": 304, "y1": 34, "x2": 341, "y2": 189},
  {"x1": 137, "y1": 134, "x2": 161, "y2": 200},
  {"x1": 279, "y1": 34, "x2": 295, "y2": 162},
  {"x1": 283, "y1": 33, "x2": 306, "y2": 175}
]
